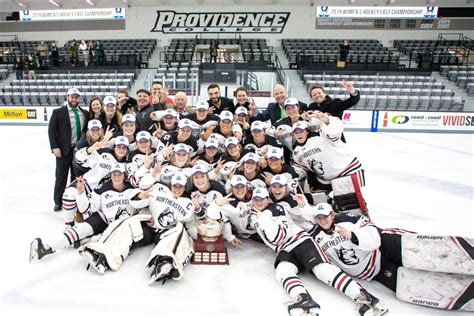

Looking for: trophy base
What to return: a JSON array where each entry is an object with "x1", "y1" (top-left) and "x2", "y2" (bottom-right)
[{"x1": 192, "y1": 235, "x2": 229, "y2": 265}]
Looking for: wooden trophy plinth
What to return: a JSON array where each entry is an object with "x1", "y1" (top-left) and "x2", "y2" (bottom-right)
[{"x1": 192, "y1": 234, "x2": 229, "y2": 265}]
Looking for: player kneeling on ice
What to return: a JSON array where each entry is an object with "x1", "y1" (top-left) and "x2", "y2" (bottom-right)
[
  {"x1": 248, "y1": 188, "x2": 387, "y2": 316},
  {"x1": 30, "y1": 164, "x2": 143, "y2": 273},
  {"x1": 129, "y1": 172, "x2": 198, "y2": 284},
  {"x1": 303, "y1": 202, "x2": 474, "y2": 311}
]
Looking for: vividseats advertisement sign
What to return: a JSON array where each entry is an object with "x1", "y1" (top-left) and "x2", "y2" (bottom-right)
[{"x1": 151, "y1": 11, "x2": 290, "y2": 33}]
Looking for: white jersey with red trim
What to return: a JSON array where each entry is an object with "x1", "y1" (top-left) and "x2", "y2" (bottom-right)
[
  {"x1": 311, "y1": 213, "x2": 382, "y2": 280},
  {"x1": 75, "y1": 147, "x2": 126, "y2": 189},
  {"x1": 251, "y1": 203, "x2": 314, "y2": 254},
  {"x1": 129, "y1": 183, "x2": 198, "y2": 239},
  {"x1": 292, "y1": 117, "x2": 362, "y2": 184}
]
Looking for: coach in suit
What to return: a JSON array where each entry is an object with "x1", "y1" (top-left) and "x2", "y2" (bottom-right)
[
  {"x1": 48, "y1": 88, "x2": 88, "y2": 212},
  {"x1": 253, "y1": 84, "x2": 307, "y2": 124}
]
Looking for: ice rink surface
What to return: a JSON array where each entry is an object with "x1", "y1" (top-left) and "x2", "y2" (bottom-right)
[{"x1": 0, "y1": 126, "x2": 472, "y2": 316}]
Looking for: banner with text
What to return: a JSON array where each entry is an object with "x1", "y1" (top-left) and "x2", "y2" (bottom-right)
[
  {"x1": 151, "y1": 11, "x2": 290, "y2": 33},
  {"x1": 20, "y1": 8, "x2": 126, "y2": 22},
  {"x1": 316, "y1": 6, "x2": 438, "y2": 19},
  {"x1": 378, "y1": 111, "x2": 474, "y2": 131}
]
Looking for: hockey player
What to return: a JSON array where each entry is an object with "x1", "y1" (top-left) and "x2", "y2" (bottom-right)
[
  {"x1": 209, "y1": 110, "x2": 243, "y2": 144},
  {"x1": 234, "y1": 106, "x2": 252, "y2": 136},
  {"x1": 119, "y1": 114, "x2": 138, "y2": 146},
  {"x1": 194, "y1": 138, "x2": 223, "y2": 175},
  {"x1": 126, "y1": 131, "x2": 158, "y2": 188},
  {"x1": 30, "y1": 164, "x2": 140, "y2": 265},
  {"x1": 233, "y1": 152, "x2": 266, "y2": 190},
  {"x1": 128, "y1": 172, "x2": 198, "y2": 284},
  {"x1": 62, "y1": 135, "x2": 129, "y2": 226},
  {"x1": 305, "y1": 202, "x2": 474, "y2": 311},
  {"x1": 291, "y1": 114, "x2": 364, "y2": 193},
  {"x1": 150, "y1": 108, "x2": 179, "y2": 138},
  {"x1": 207, "y1": 175, "x2": 256, "y2": 247},
  {"x1": 161, "y1": 119, "x2": 199, "y2": 155},
  {"x1": 248, "y1": 187, "x2": 386, "y2": 316},
  {"x1": 261, "y1": 146, "x2": 299, "y2": 189},
  {"x1": 212, "y1": 137, "x2": 246, "y2": 182},
  {"x1": 139, "y1": 143, "x2": 193, "y2": 188},
  {"x1": 182, "y1": 100, "x2": 220, "y2": 128},
  {"x1": 243, "y1": 120, "x2": 279, "y2": 157},
  {"x1": 189, "y1": 164, "x2": 226, "y2": 219}
]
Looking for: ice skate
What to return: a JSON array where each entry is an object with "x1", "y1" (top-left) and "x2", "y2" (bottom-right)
[
  {"x1": 287, "y1": 293, "x2": 321, "y2": 316},
  {"x1": 29, "y1": 238, "x2": 54, "y2": 262},
  {"x1": 79, "y1": 248, "x2": 109, "y2": 275},
  {"x1": 357, "y1": 289, "x2": 388, "y2": 316},
  {"x1": 148, "y1": 257, "x2": 174, "y2": 285}
]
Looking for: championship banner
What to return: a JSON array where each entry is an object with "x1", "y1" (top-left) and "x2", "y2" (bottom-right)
[
  {"x1": 316, "y1": 6, "x2": 438, "y2": 19},
  {"x1": 151, "y1": 11, "x2": 290, "y2": 33},
  {"x1": 19, "y1": 7, "x2": 126, "y2": 22},
  {"x1": 378, "y1": 111, "x2": 474, "y2": 131}
]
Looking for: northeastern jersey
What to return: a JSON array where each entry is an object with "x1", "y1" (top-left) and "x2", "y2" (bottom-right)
[
  {"x1": 138, "y1": 163, "x2": 192, "y2": 189},
  {"x1": 126, "y1": 148, "x2": 156, "y2": 188},
  {"x1": 292, "y1": 117, "x2": 362, "y2": 184},
  {"x1": 251, "y1": 203, "x2": 312, "y2": 253},
  {"x1": 129, "y1": 183, "x2": 197, "y2": 239},
  {"x1": 312, "y1": 213, "x2": 382, "y2": 280},
  {"x1": 75, "y1": 147, "x2": 126, "y2": 189},
  {"x1": 207, "y1": 198, "x2": 255, "y2": 242},
  {"x1": 77, "y1": 181, "x2": 136, "y2": 224}
]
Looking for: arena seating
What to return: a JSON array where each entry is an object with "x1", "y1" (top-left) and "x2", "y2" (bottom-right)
[
  {"x1": 282, "y1": 39, "x2": 394, "y2": 66},
  {"x1": 241, "y1": 39, "x2": 273, "y2": 62},
  {"x1": 1, "y1": 71, "x2": 137, "y2": 106},
  {"x1": 393, "y1": 40, "x2": 462, "y2": 66},
  {"x1": 0, "y1": 39, "x2": 156, "y2": 67},
  {"x1": 440, "y1": 65, "x2": 474, "y2": 96},
  {"x1": 163, "y1": 39, "x2": 196, "y2": 63},
  {"x1": 154, "y1": 62, "x2": 199, "y2": 91},
  {"x1": 0, "y1": 64, "x2": 12, "y2": 80},
  {"x1": 303, "y1": 73, "x2": 464, "y2": 111}
]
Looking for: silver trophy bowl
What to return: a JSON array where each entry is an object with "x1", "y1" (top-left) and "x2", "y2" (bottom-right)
[{"x1": 196, "y1": 219, "x2": 224, "y2": 242}]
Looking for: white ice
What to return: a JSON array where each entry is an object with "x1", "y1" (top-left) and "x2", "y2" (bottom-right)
[{"x1": 0, "y1": 126, "x2": 472, "y2": 316}]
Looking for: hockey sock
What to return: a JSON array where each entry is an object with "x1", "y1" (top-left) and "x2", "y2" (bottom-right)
[
  {"x1": 52, "y1": 222, "x2": 94, "y2": 250},
  {"x1": 312, "y1": 262, "x2": 363, "y2": 300},
  {"x1": 276, "y1": 261, "x2": 307, "y2": 301},
  {"x1": 62, "y1": 193, "x2": 77, "y2": 224}
]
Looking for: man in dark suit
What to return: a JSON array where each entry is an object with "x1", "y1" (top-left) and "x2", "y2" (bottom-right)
[
  {"x1": 252, "y1": 84, "x2": 307, "y2": 124},
  {"x1": 48, "y1": 88, "x2": 88, "y2": 212}
]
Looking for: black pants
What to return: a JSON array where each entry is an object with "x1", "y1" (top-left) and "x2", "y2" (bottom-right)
[
  {"x1": 54, "y1": 147, "x2": 76, "y2": 205},
  {"x1": 373, "y1": 231, "x2": 403, "y2": 292}
]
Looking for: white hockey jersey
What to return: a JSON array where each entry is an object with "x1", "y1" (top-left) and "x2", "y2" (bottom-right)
[
  {"x1": 126, "y1": 148, "x2": 157, "y2": 188},
  {"x1": 129, "y1": 183, "x2": 198, "y2": 239},
  {"x1": 77, "y1": 181, "x2": 137, "y2": 224},
  {"x1": 207, "y1": 198, "x2": 256, "y2": 242},
  {"x1": 311, "y1": 213, "x2": 382, "y2": 280},
  {"x1": 75, "y1": 148, "x2": 126, "y2": 189},
  {"x1": 138, "y1": 163, "x2": 193, "y2": 189},
  {"x1": 292, "y1": 117, "x2": 362, "y2": 184},
  {"x1": 251, "y1": 203, "x2": 312, "y2": 253}
]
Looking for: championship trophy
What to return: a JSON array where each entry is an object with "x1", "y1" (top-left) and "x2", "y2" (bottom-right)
[{"x1": 192, "y1": 219, "x2": 228, "y2": 265}]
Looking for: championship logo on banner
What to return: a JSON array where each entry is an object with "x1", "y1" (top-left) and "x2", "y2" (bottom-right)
[
  {"x1": 316, "y1": 6, "x2": 438, "y2": 19},
  {"x1": 19, "y1": 7, "x2": 126, "y2": 22},
  {"x1": 151, "y1": 11, "x2": 290, "y2": 33}
]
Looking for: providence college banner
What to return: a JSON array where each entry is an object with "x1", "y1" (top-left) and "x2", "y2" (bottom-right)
[{"x1": 151, "y1": 11, "x2": 290, "y2": 33}]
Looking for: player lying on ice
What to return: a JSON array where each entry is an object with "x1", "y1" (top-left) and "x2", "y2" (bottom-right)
[
  {"x1": 293, "y1": 197, "x2": 474, "y2": 312},
  {"x1": 213, "y1": 186, "x2": 388, "y2": 316}
]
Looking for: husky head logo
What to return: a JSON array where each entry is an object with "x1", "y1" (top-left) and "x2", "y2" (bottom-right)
[
  {"x1": 157, "y1": 207, "x2": 176, "y2": 229},
  {"x1": 335, "y1": 246, "x2": 359, "y2": 265},
  {"x1": 309, "y1": 160, "x2": 324, "y2": 175}
]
